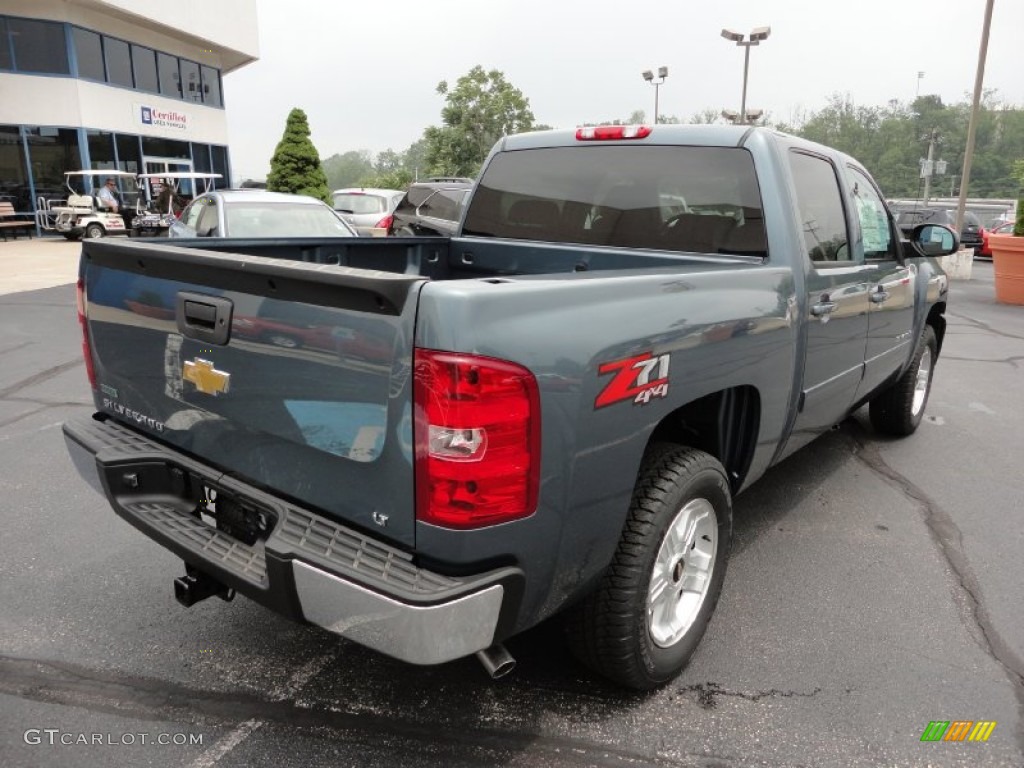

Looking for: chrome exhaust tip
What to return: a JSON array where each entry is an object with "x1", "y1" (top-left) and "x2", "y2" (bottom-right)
[{"x1": 475, "y1": 643, "x2": 516, "y2": 680}]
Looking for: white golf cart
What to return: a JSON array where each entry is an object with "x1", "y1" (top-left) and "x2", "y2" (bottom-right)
[
  {"x1": 131, "y1": 172, "x2": 221, "y2": 237},
  {"x1": 44, "y1": 170, "x2": 136, "y2": 240}
]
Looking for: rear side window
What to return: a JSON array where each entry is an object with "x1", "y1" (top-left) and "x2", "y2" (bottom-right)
[
  {"x1": 420, "y1": 189, "x2": 467, "y2": 222},
  {"x1": 399, "y1": 186, "x2": 433, "y2": 211},
  {"x1": 462, "y1": 146, "x2": 766, "y2": 256},
  {"x1": 788, "y1": 151, "x2": 850, "y2": 263}
]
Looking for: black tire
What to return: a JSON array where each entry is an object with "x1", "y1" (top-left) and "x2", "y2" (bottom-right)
[
  {"x1": 84, "y1": 223, "x2": 104, "y2": 239},
  {"x1": 63, "y1": 234, "x2": 81, "y2": 241},
  {"x1": 566, "y1": 444, "x2": 732, "y2": 690},
  {"x1": 869, "y1": 326, "x2": 937, "y2": 437}
]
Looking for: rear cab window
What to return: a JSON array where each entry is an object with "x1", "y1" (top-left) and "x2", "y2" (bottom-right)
[
  {"x1": 333, "y1": 193, "x2": 386, "y2": 214},
  {"x1": 462, "y1": 145, "x2": 767, "y2": 257}
]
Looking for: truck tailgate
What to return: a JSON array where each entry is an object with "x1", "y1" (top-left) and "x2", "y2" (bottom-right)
[{"x1": 80, "y1": 239, "x2": 426, "y2": 546}]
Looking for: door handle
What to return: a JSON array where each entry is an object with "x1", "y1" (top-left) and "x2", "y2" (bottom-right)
[
  {"x1": 870, "y1": 288, "x2": 891, "y2": 304},
  {"x1": 810, "y1": 300, "x2": 837, "y2": 317},
  {"x1": 176, "y1": 292, "x2": 233, "y2": 345}
]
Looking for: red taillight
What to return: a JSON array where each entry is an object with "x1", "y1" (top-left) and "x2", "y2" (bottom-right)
[
  {"x1": 375, "y1": 214, "x2": 394, "y2": 230},
  {"x1": 576, "y1": 125, "x2": 653, "y2": 141},
  {"x1": 76, "y1": 278, "x2": 97, "y2": 390},
  {"x1": 414, "y1": 349, "x2": 540, "y2": 529}
]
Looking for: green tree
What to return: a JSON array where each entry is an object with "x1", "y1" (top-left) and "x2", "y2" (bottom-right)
[
  {"x1": 322, "y1": 150, "x2": 374, "y2": 191},
  {"x1": 267, "y1": 108, "x2": 331, "y2": 203},
  {"x1": 423, "y1": 66, "x2": 536, "y2": 177}
]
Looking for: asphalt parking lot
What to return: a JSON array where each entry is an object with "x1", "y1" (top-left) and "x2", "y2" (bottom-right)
[{"x1": 0, "y1": 244, "x2": 1022, "y2": 768}]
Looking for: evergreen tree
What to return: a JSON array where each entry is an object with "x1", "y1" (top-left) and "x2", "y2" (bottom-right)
[{"x1": 267, "y1": 108, "x2": 331, "y2": 203}]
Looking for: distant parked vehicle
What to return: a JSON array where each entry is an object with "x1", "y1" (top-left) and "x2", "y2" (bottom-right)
[
  {"x1": 132, "y1": 172, "x2": 221, "y2": 238},
  {"x1": 890, "y1": 204, "x2": 983, "y2": 255},
  {"x1": 389, "y1": 178, "x2": 473, "y2": 237},
  {"x1": 978, "y1": 220, "x2": 1014, "y2": 259},
  {"x1": 331, "y1": 188, "x2": 404, "y2": 236},
  {"x1": 170, "y1": 191, "x2": 356, "y2": 238}
]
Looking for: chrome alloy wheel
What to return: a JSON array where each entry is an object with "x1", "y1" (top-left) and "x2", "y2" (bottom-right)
[
  {"x1": 912, "y1": 346, "x2": 933, "y2": 417},
  {"x1": 647, "y1": 498, "x2": 718, "y2": 648}
]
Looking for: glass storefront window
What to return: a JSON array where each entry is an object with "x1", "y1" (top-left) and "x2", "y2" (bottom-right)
[
  {"x1": 2, "y1": 19, "x2": 223, "y2": 107},
  {"x1": 191, "y1": 143, "x2": 212, "y2": 175},
  {"x1": 157, "y1": 52, "x2": 180, "y2": 97},
  {"x1": 179, "y1": 59, "x2": 201, "y2": 103},
  {"x1": 211, "y1": 145, "x2": 229, "y2": 188},
  {"x1": 25, "y1": 127, "x2": 81, "y2": 203},
  {"x1": 9, "y1": 18, "x2": 69, "y2": 75},
  {"x1": 0, "y1": 19, "x2": 12, "y2": 71},
  {"x1": 72, "y1": 27, "x2": 105, "y2": 81},
  {"x1": 200, "y1": 66, "x2": 222, "y2": 107},
  {"x1": 132, "y1": 44, "x2": 158, "y2": 93},
  {"x1": 116, "y1": 134, "x2": 141, "y2": 175},
  {"x1": 141, "y1": 137, "x2": 190, "y2": 160},
  {"x1": 104, "y1": 37, "x2": 132, "y2": 88},
  {"x1": 0, "y1": 126, "x2": 30, "y2": 212},
  {"x1": 87, "y1": 131, "x2": 116, "y2": 170}
]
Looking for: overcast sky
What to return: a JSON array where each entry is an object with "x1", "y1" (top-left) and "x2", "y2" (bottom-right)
[{"x1": 223, "y1": 0, "x2": 1024, "y2": 182}]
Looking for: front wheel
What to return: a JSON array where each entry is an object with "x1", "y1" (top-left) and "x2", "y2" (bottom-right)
[
  {"x1": 869, "y1": 326, "x2": 937, "y2": 436},
  {"x1": 566, "y1": 444, "x2": 732, "y2": 690},
  {"x1": 84, "y1": 223, "x2": 104, "y2": 239}
]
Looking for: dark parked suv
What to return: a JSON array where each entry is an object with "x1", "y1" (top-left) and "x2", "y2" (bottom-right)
[
  {"x1": 891, "y1": 204, "x2": 983, "y2": 255},
  {"x1": 389, "y1": 178, "x2": 473, "y2": 237}
]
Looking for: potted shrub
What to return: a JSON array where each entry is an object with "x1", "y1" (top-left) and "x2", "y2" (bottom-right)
[{"x1": 989, "y1": 164, "x2": 1024, "y2": 305}]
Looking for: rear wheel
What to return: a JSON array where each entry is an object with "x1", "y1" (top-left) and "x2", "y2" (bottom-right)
[
  {"x1": 566, "y1": 444, "x2": 732, "y2": 690},
  {"x1": 84, "y1": 223, "x2": 104, "y2": 239},
  {"x1": 869, "y1": 326, "x2": 937, "y2": 436}
]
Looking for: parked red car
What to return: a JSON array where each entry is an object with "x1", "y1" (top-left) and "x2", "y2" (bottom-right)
[{"x1": 978, "y1": 221, "x2": 1014, "y2": 258}]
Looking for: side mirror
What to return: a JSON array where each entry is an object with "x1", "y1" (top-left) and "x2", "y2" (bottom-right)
[{"x1": 910, "y1": 224, "x2": 958, "y2": 257}]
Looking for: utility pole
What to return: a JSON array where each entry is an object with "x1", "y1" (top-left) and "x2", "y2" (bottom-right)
[
  {"x1": 955, "y1": 0, "x2": 995, "y2": 233},
  {"x1": 922, "y1": 129, "x2": 938, "y2": 202}
]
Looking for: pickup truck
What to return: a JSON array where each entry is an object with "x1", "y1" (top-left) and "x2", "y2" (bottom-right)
[{"x1": 63, "y1": 125, "x2": 957, "y2": 690}]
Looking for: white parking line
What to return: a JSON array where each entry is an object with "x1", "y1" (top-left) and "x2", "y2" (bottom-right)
[
  {"x1": 187, "y1": 649, "x2": 337, "y2": 766},
  {"x1": 189, "y1": 718, "x2": 264, "y2": 768}
]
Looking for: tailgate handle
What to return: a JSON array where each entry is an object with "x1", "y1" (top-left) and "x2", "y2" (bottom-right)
[{"x1": 176, "y1": 292, "x2": 233, "y2": 346}]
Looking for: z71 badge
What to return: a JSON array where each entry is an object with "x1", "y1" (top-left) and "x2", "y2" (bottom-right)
[{"x1": 595, "y1": 351, "x2": 671, "y2": 408}]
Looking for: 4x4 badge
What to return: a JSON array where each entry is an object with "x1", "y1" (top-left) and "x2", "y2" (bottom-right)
[{"x1": 183, "y1": 358, "x2": 230, "y2": 396}]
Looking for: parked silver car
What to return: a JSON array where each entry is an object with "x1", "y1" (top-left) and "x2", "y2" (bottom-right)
[
  {"x1": 331, "y1": 187, "x2": 404, "y2": 236},
  {"x1": 170, "y1": 191, "x2": 356, "y2": 238}
]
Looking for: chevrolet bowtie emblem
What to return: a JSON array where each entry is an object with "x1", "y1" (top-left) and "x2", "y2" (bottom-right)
[{"x1": 183, "y1": 358, "x2": 230, "y2": 396}]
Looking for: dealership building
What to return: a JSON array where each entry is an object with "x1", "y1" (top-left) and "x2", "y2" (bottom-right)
[{"x1": 0, "y1": 0, "x2": 258, "y2": 229}]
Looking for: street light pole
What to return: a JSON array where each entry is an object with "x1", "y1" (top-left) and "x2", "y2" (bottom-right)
[
  {"x1": 721, "y1": 27, "x2": 770, "y2": 125},
  {"x1": 740, "y1": 44, "x2": 751, "y2": 124},
  {"x1": 641, "y1": 66, "x2": 668, "y2": 124}
]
